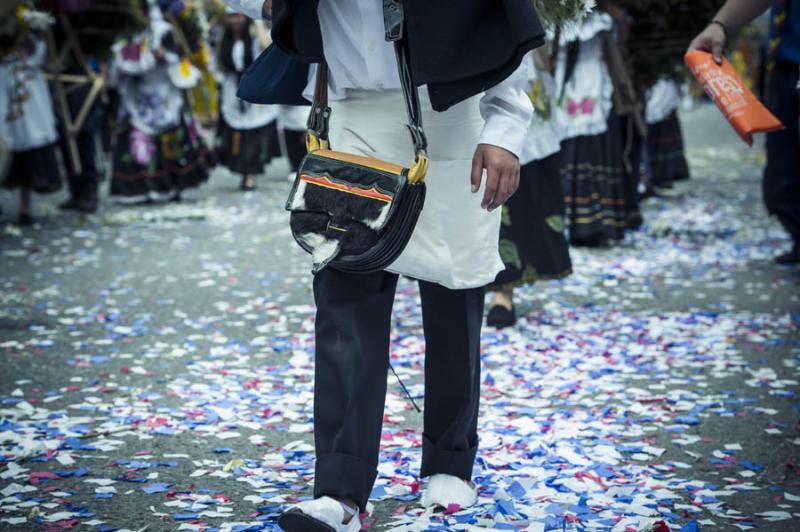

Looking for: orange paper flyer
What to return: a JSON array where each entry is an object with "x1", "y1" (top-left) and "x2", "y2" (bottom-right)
[{"x1": 685, "y1": 50, "x2": 784, "y2": 146}]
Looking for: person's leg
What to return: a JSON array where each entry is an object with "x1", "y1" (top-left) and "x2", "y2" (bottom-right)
[
  {"x1": 75, "y1": 131, "x2": 100, "y2": 212},
  {"x1": 240, "y1": 174, "x2": 256, "y2": 191},
  {"x1": 487, "y1": 286, "x2": 516, "y2": 328},
  {"x1": 490, "y1": 288, "x2": 513, "y2": 311},
  {"x1": 763, "y1": 63, "x2": 800, "y2": 261},
  {"x1": 418, "y1": 281, "x2": 484, "y2": 480},
  {"x1": 19, "y1": 187, "x2": 32, "y2": 224},
  {"x1": 622, "y1": 117, "x2": 644, "y2": 229},
  {"x1": 312, "y1": 267, "x2": 399, "y2": 511},
  {"x1": 284, "y1": 128, "x2": 307, "y2": 172}
]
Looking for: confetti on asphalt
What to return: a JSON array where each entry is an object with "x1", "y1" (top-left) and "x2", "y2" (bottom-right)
[{"x1": 1, "y1": 117, "x2": 799, "y2": 530}]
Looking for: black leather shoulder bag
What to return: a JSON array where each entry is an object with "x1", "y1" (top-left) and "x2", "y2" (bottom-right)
[{"x1": 285, "y1": 0, "x2": 428, "y2": 274}]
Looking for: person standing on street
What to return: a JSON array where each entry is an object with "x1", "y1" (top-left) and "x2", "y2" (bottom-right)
[
  {"x1": 215, "y1": 10, "x2": 277, "y2": 191},
  {"x1": 226, "y1": 1, "x2": 544, "y2": 530},
  {"x1": 690, "y1": 0, "x2": 800, "y2": 264}
]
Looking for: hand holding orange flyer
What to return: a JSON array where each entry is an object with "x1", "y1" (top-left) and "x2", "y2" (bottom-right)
[{"x1": 685, "y1": 50, "x2": 784, "y2": 146}]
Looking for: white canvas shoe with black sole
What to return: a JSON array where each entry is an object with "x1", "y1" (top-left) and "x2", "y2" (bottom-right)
[
  {"x1": 420, "y1": 474, "x2": 478, "y2": 509},
  {"x1": 278, "y1": 496, "x2": 361, "y2": 532}
]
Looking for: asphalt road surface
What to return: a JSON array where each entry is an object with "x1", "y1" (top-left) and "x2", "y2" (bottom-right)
[{"x1": 1, "y1": 105, "x2": 799, "y2": 531}]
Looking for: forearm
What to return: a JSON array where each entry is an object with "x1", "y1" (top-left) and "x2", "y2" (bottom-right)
[{"x1": 713, "y1": 0, "x2": 773, "y2": 34}]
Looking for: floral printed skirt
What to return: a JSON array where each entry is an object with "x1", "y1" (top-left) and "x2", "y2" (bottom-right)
[
  {"x1": 110, "y1": 115, "x2": 210, "y2": 202},
  {"x1": 491, "y1": 153, "x2": 572, "y2": 291},
  {"x1": 647, "y1": 111, "x2": 689, "y2": 187},
  {"x1": 560, "y1": 117, "x2": 627, "y2": 246},
  {"x1": 215, "y1": 118, "x2": 276, "y2": 176}
]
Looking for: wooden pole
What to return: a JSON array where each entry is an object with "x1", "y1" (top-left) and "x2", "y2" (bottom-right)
[{"x1": 45, "y1": 11, "x2": 107, "y2": 175}]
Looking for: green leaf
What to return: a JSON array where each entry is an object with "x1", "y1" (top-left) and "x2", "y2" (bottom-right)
[
  {"x1": 501, "y1": 206, "x2": 512, "y2": 226},
  {"x1": 546, "y1": 215, "x2": 565, "y2": 233},
  {"x1": 499, "y1": 239, "x2": 522, "y2": 271}
]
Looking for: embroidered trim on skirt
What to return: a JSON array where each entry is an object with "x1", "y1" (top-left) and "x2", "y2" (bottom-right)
[
  {"x1": 4, "y1": 144, "x2": 63, "y2": 193},
  {"x1": 560, "y1": 117, "x2": 627, "y2": 246},
  {"x1": 491, "y1": 152, "x2": 572, "y2": 291},
  {"x1": 111, "y1": 115, "x2": 210, "y2": 202},
  {"x1": 216, "y1": 117, "x2": 274, "y2": 176},
  {"x1": 647, "y1": 111, "x2": 689, "y2": 186}
]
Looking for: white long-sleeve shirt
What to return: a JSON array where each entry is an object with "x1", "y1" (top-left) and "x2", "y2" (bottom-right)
[{"x1": 225, "y1": 0, "x2": 533, "y2": 156}]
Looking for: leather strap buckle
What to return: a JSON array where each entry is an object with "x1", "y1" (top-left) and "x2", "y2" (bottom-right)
[{"x1": 383, "y1": 0, "x2": 404, "y2": 42}]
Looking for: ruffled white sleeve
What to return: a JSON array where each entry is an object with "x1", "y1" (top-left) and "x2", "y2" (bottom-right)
[
  {"x1": 477, "y1": 59, "x2": 535, "y2": 159},
  {"x1": 224, "y1": 0, "x2": 265, "y2": 20},
  {"x1": 111, "y1": 38, "x2": 157, "y2": 76}
]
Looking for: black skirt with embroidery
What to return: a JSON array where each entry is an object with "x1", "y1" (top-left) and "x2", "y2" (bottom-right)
[
  {"x1": 560, "y1": 117, "x2": 627, "y2": 246},
  {"x1": 215, "y1": 118, "x2": 275, "y2": 176},
  {"x1": 110, "y1": 115, "x2": 210, "y2": 201},
  {"x1": 4, "y1": 143, "x2": 63, "y2": 193},
  {"x1": 491, "y1": 152, "x2": 572, "y2": 291},
  {"x1": 647, "y1": 111, "x2": 689, "y2": 186}
]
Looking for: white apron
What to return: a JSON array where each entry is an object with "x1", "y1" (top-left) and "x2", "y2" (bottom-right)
[{"x1": 329, "y1": 90, "x2": 503, "y2": 290}]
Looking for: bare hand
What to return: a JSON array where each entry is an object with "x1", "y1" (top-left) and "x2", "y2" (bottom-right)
[
  {"x1": 688, "y1": 23, "x2": 727, "y2": 64},
  {"x1": 470, "y1": 144, "x2": 520, "y2": 212}
]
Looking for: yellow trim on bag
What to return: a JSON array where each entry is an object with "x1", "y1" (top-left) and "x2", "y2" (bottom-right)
[{"x1": 314, "y1": 149, "x2": 405, "y2": 175}]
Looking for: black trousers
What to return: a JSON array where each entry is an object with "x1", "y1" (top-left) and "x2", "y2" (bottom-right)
[
  {"x1": 283, "y1": 128, "x2": 306, "y2": 172},
  {"x1": 64, "y1": 131, "x2": 100, "y2": 205},
  {"x1": 763, "y1": 62, "x2": 800, "y2": 243},
  {"x1": 312, "y1": 267, "x2": 484, "y2": 511},
  {"x1": 620, "y1": 115, "x2": 642, "y2": 217}
]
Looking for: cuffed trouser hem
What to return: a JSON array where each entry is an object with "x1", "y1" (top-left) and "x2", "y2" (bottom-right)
[
  {"x1": 419, "y1": 434, "x2": 477, "y2": 480},
  {"x1": 313, "y1": 453, "x2": 377, "y2": 512}
]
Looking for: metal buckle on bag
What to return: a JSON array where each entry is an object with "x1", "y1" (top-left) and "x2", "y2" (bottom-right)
[
  {"x1": 406, "y1": 124, "x2": 427, "y2": 154},
  {"x1": 306, "y1": 105, "x2": 331, "y2": 151},
  {"x1": 407, "y1": 150, "x2": 428, "y2": 184},
  {"x1": 383, "y1": 0, "x2": 404, "y2": 41}
]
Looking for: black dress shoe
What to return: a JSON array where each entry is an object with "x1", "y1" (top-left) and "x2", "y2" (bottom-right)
[
  {"x1": 486, "y1": 304, "x2": 517, "y2": 328},
  {"x1": 18, "y1": 213, "x2": 34, "y2": 225},
  {"x1": 625, "y1": 212, "x2": 644, "y2": 230},
  {"x1": 74, "y1": 198, "x2": 98, "y2": 214},
  {"x1": 59, "y1": 197, "x2": 80, "y2": 211},
  {"x1": 775, "y1": 244, "x2": 800, "y2": 265}
]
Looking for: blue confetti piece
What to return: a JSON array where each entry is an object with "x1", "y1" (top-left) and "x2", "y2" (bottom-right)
[
  {"x1": 738, "y1": 461, "x2": 765, "y2": 472},
  {"x1": 142, "y1": 483, "x2": 171, "y2": 494}
]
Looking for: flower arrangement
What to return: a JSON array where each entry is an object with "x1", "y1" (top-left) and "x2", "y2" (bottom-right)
[
  {"x1": 604, "y1": 0, "x2": 726, "y2": 88},
  {"x1": 0, "y1": 4, "x2": 54, "y2": 58},
  {"x1": 532, "y1": 0, "x2": 596, "y2": 29}
]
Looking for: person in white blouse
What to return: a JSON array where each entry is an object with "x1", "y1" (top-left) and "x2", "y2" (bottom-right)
[
  {"x1": 215, "y1": 10, "x2": 278, "y2": 191},
  {"x1": 225, "y1": 1, "x2": 542, "y2": 530}
]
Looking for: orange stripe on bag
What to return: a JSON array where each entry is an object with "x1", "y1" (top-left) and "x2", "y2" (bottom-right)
[
  {"x1": 300, "y1": 175, "x2": 394, "y2": 203},
  {"x1": 685, "y1": 51, "x2": 784, "y2": 146}
]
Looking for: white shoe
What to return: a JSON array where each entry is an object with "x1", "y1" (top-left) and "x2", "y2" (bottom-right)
[
  {"x1": 278, "y1": 496, "x2": 361, "y2": 532},
  {"x1": 420, "y1": 474, "x2": 478, "y2": 509}
]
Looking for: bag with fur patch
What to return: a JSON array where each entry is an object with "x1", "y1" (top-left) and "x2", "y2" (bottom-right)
[{"x1": 285, "y1": 0, "x2": 428, "y2": 274}]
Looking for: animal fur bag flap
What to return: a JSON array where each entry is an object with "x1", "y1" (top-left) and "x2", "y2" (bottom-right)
[{"x1": 286, "y1": 148, "x2": 425, "y2": 273}]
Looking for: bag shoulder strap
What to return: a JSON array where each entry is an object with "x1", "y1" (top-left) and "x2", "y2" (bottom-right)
[{"x1": 306, "y1": 0, "x2": 428, "y2": 182}]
